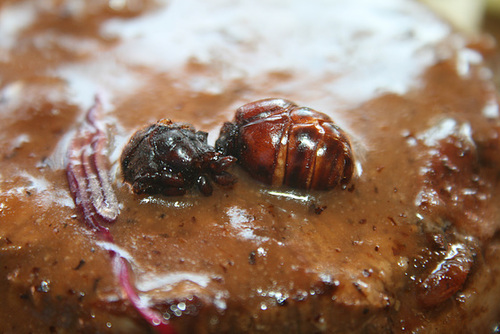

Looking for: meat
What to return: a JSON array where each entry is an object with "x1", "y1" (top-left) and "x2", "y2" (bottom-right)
[{"x1": 0, "y1": 0, "x2": 499, "y2": 333}]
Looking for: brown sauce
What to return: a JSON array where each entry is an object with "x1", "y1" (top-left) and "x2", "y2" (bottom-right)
[{"x1": 0, "y1": 1, "x2": 499, "y2": 333}]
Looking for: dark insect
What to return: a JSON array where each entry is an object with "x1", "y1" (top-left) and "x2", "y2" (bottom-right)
[
  {"x1": 216, "y1": 98, "x2": 354, "y2": 190},
  {"x1": 121, "y1": 119, "x2": 236, "y2": 196}
]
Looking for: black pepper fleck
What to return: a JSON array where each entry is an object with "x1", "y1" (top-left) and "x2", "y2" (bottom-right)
[
  {"x1": 312, "y1": 204, "x2": 327, "y2": 215},
  {"x1": 248, "y1": 251, "x2": 256, "y2": 265},
  {"x1": 73, "y1": 259, "x2": 86, "y2": 270}
]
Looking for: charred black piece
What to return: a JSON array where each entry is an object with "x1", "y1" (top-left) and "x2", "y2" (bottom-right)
[{"x1": 121, "y1": 119, "x2": 236, "y2": 196}]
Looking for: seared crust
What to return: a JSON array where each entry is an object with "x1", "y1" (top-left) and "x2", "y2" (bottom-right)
[{"x1": 0, "y1": 1, "x2": 499, "y2": 333}]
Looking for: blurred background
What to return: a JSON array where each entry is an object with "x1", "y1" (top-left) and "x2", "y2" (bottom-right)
[
  {"x1": 418, "y1": 0, "x2": 500, "y2": 89},
  {"x1": 483, "y1": 0, "x2": 500, "y2": 42},
  {"x1": 419, "y1": 0, "x2": 500, "y2": 36}
]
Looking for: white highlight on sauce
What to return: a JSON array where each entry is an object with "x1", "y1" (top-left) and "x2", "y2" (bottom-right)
[{"x1": 101, "y1": 0, "x2": 451, "y2": 107}]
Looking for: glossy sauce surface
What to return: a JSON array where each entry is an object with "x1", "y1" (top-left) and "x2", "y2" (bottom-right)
[{"x1": 0, "y1": 0, "x2": 500, "y2": 333}]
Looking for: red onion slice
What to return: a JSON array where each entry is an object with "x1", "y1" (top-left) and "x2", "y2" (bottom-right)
[{"x1": 66, "y1": 98, "x2": 175, "y2": 333}]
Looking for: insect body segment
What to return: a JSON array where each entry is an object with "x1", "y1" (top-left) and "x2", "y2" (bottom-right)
[{"x1": 216, "y1": 98, "x2": 354, "y2": 191}]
